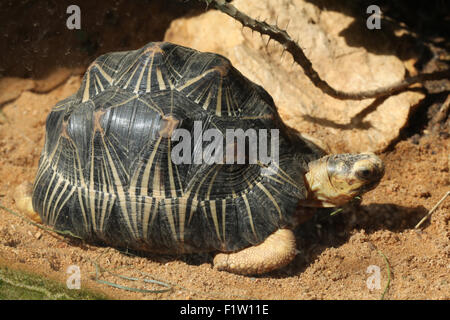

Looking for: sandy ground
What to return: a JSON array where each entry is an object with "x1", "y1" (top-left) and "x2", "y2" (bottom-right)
[
  {"x1": 0, "y1": 73, "x2": 448, "y2": 300},
  {"x1": 0, "y1": 0, "x2": 449, "y2": 300}
]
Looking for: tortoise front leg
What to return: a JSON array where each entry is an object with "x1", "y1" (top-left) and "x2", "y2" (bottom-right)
[
  {"x1": 213, "y1": 228, "x2": 297, "y2": 275},
  {"x1": 14, "y1": 182, "x2": 42, "y2": 224}
]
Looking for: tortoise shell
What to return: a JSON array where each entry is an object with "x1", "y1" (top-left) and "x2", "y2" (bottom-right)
[{"x1": 32, "y1": 42, "x2": 323, "y2": 253}]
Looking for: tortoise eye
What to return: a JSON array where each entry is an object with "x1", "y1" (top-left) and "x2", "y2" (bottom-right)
[{"x1": 358, "y1": 168, "x2": 372, "y2": 179}]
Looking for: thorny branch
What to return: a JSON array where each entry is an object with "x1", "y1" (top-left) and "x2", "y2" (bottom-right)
[{"x1": 204, "y1": 0, "x2": 450, "y2": 101}]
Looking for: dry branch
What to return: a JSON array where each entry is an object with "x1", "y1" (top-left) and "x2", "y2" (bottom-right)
[{"x1": 205, "y1": 0, "x2": 449, "y2": 101}]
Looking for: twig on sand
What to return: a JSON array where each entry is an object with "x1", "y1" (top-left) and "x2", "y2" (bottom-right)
[
  {"x1": 377, "y1": 249, "x2": 391, "y2": 300},
  {"x1": 415, "y1": 191, "x2": 450, "y2": 229}
]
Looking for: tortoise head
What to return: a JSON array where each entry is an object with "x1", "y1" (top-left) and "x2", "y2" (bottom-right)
[{"x1": 304, "y1": 153, "x2": 384, "y2": 207}]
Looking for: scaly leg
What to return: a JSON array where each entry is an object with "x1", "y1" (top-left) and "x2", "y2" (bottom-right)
[{"x1": 213, "y1": 228, "x2": 297, "y2": 275}]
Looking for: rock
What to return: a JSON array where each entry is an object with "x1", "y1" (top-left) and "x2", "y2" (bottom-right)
[
  {"x1": 164, "y1": 0, "x2": 424, "y2": 153},
  {"x1": 0, "y1": 77, "x2": 35, "y2": 105},
  {"x1": 32, "y1": 67, "x2": 81, "y2": 93}
]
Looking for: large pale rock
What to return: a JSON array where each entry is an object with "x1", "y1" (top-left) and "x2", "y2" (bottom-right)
[
  {"x1": 165, "y1": 0, "x2": 424, "y2": 153},
  {"x1": 0, "y1": 68, "x2": 77, "y2": 106},
  {"x1": 0, "y1": 77, "x2": 35, "y2": 106}
]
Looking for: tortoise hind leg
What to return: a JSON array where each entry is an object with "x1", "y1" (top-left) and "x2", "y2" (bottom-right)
[
  {"x1": 13, "y1": 182, "x2": 42, "y2": 224},
  {"x1": 213, "y1": 229, "x2": 297, "y2": 275}
]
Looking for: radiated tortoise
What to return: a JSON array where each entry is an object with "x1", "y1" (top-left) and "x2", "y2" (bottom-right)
[{"x1": 16, "y1": 42, "x2": 384, "y2": 275}]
